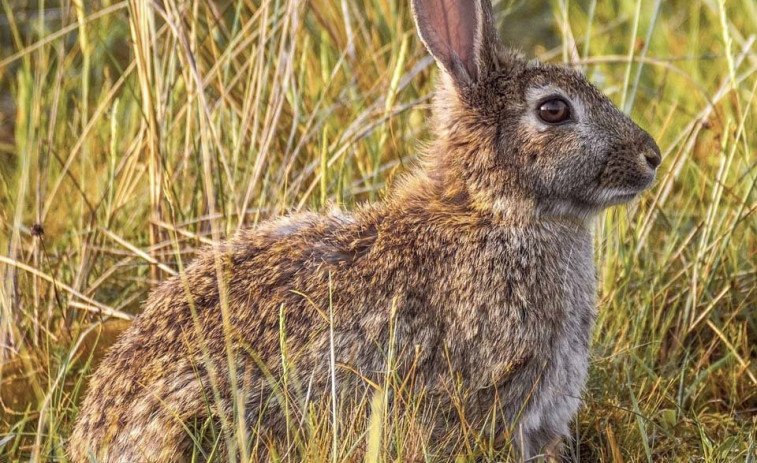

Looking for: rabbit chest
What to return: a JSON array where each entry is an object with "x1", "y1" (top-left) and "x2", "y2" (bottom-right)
[{"x1": 438, "y1": 223, "x2": 597, "y2": 439}]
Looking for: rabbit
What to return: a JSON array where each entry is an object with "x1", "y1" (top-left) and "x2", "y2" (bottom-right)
[{"x1": 69, "y1": 0, "x2": 662, "y2": 461}]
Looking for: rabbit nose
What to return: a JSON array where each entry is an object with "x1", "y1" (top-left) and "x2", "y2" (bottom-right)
[
  {"x1": 643, "y1": 149, "x2": 661, "y2": 169},
  {"x1": 639, "y1": 134, "x2": 661, "y2": 169}
]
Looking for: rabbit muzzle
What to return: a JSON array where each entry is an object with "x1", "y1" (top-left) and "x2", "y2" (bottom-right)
[{"x1": 593, "y1": 130, "x2": 661, "y2": 206}]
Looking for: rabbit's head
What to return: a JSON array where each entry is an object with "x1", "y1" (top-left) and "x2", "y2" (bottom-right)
[{"x1": 411, "y1": 0, "x2": 661, "y2": 220}]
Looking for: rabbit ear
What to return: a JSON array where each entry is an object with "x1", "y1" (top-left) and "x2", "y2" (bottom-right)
[{"x1": 411, "y1": 0, "x2": 498, "y2": 84}]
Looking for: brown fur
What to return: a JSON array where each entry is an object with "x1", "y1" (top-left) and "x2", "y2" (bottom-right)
[{"x1": 69, "y1": 1, "x2": 661, "y2": 461}]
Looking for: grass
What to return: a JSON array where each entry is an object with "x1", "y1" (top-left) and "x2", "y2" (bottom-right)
[{"x1": 0, "y1": 0, "x2": 755, "y2": 460}]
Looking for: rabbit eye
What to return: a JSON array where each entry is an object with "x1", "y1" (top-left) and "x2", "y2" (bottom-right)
[{"x1": 538, "y1": 98, "x2": 571, "y2": 124}]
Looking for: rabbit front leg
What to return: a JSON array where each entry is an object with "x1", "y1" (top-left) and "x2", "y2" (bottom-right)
[
  {"x1": 515, "y1": 428, "x2": 565, "y2": 463},
  {"x1": 544, "y1": 437, "x2": 565, "y2": 462}
]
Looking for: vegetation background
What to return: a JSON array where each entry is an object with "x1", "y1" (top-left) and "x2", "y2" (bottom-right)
[{"x1": 0, "y1": 0, "x2": 755, "y2": 461}]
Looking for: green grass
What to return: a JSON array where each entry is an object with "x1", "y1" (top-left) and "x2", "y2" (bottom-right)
[{"x1": 0, "y1": 0, "x2": 755, "y2": 461}]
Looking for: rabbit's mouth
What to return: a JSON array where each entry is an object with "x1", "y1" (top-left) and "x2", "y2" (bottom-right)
[
  {"x1": 539, "y1": 190, "x2": 638, "y2": 219},
  {"x1": 612, "y1": 193, "x2": 638, "y2": 203},
  {"x1": 602, "y1": 190, "x2": 639, "y2": 205}
]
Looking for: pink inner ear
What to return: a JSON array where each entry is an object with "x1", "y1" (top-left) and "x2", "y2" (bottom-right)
[{"x1": 423, "y1": 0, "x2": 479, "y2": 79}]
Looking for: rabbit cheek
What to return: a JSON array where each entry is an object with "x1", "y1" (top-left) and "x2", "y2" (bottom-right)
[{"x1": 526, "y1": 133, "x2": 592, "y2": 198}]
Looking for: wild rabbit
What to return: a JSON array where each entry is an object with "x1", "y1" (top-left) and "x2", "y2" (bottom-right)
[{"x1": 69, "y1": 0, "x2": 661, "y2": 461}]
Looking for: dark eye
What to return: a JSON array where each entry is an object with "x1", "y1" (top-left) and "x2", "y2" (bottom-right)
[{"x1": 538, "y1": 98, "x2": 571, "y2": 124}]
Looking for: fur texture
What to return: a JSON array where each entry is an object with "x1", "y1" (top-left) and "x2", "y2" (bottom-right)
[{"x1": 69, "y1": 0, "x2": 661, "y2": 461}]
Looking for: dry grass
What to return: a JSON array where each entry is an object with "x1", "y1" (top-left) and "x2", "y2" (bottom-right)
[{"x1": 0, "y1": 0, "x2": 755, "y2": 461}]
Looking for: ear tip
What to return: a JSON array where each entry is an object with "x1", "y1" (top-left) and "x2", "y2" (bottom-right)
[
  {"x1": 412, "y1": 0, "x2": 498, "y2": 84},
  {"x1": 409, "y1": 0, "x2": 425, "y2": 28}
]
